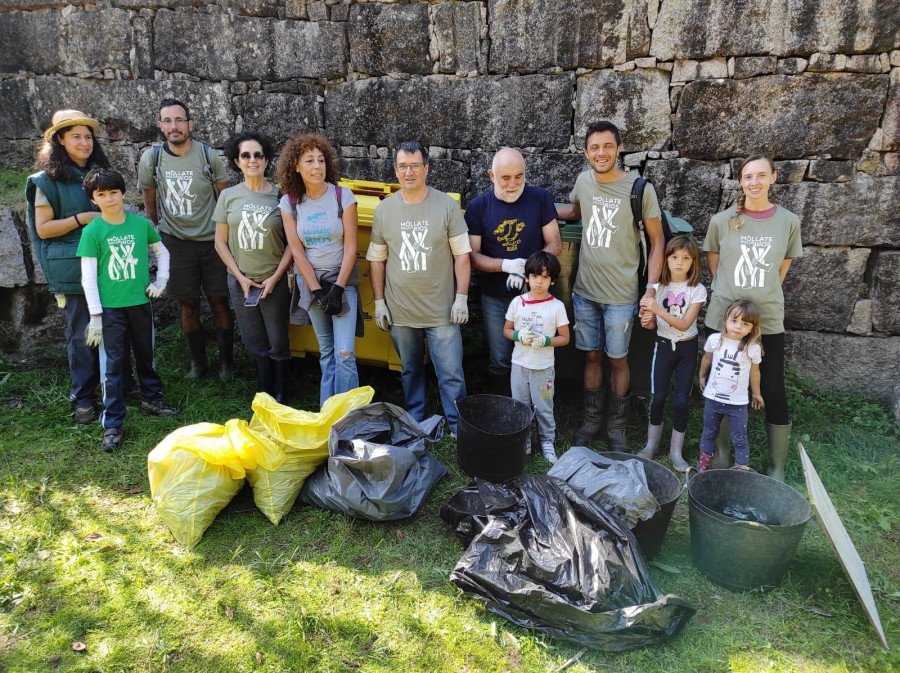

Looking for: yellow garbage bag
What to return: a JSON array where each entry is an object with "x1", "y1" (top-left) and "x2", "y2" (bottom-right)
[
  {"x1": 247, "y1": 387, "x2": 375, "y2": 524},
  {"x1": 148, "y1": 420, "x2": 261, "y2": 548}
]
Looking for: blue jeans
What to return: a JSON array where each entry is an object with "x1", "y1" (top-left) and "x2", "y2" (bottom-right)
[
  {"x1": 572, "y1": 292, "x2": 637, "y2": 359},
  {"x1": 64, "y1": 293, "x2": 100, "y2": 408},
  {"x1": 700, "y1": 398, "x2": 750, "y2": 466},
  {"x1": 390, "y1": 324, "x2": 467, "y2": 434},
  {"x1": 482, "y1": 293, "x2": 514, "y2": 375},
  {"x1": 307, "y1": 285, "x2": 359, "y2": 406}
]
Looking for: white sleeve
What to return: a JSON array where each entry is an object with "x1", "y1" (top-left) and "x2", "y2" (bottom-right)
[
  {"x1": 449, "y1": 232, "x2": 472, "y2": 255},
  {"x1": 80, "y1": 257, "x2": 102, "y2": 315},
  {"x1": 366, "y1": 241, "x2": 388, "y2": 262},
  {"x1": 151, "y1": 240, "x2": 170, "y2": 282}
]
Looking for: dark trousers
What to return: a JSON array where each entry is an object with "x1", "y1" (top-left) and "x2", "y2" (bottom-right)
[
  {"x1": 99, "y1": 303, "x2": 162, "y2": 429},
  {"x1": 700, "y1": 398, "x2": 750, "y2": 466},
  {"x1": 649, "y1": 335, "x2": 698, "y2": 432},
  {"x1": 760, "y1": 332, "x2": 789, "y2": 425},
  {"x1": 228, "y1": 274, "x2": 291, "y2": 361},
  {"x1": 64, "y1": 293, "x2": 100, "y2": 407}
]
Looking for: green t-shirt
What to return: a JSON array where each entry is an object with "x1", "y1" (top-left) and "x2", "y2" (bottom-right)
[
  {"x1": 570, "y1": 169, "x2": 660, "y2": 305},
  {"x1": 703, "y1": 205, "x2": 803, "y2": 335},
  {"x1": 76, "y1": 212, "x2": 161, "y2": 308},
  {"x1": 137, "y1": 141, "x2": 227, "y2": 241},
  {"x1": 212, "y1": 183, "x2": 285, "y2": 282},
  {"x1": 369, "y1": 188, "x2": 469, "y2": 328}
]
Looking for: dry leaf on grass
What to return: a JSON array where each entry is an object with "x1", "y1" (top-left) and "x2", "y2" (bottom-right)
[
  {"x1": 395, "y1": 529, "x2": 404, "y2": 540},
  {"x1": 225, "y1": 605, "x2": 234, "y2": 620},
  {"x1": 125, "y1": 488, "x2": 144, "y2": 494},
  {"x1": 256, "y1": 652, "x2": 262, "y2": 664},
  {"x1": 84, "y1": 532, "x2": 102, "y2": 541},
  {"x1": 98, "y1": 546, "x2": 114, "y2": 553},
  {"x1": 71, "y1": 641, "x2": 86, "y2": 652},
  {"x1": 341, "y1": 656, "x2": 360, "y2": 668},
  {"x1": 45, "y1": 655, "x2": 61, "y2": 664}
]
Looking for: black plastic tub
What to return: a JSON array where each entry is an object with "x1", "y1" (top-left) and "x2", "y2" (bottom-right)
[{"x1": 456, "y1": 394, "x2": 534, "y2": 483}]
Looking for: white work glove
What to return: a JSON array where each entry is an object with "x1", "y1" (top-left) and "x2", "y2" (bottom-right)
[
  {"x1": 450, "y1": 293, "x2": 469, "y2": 324},
  {"x1": 529, "y1": 333, "x2": 552, "y2": 349},
  {"x1": 146, "y1": 279, "x2": 167, "y2": 299},
  {"x1": 374, "y1": 298, "x2": 392, "y2": 332},
  {"x1": 85, "y1": 315, "x2": 103, "y2": 348},
  {"x1": 501, "y1": 258, "x2": 527, "y2": 292},
  {"x1": 514, "y1": 329, "x2": 536, "y2": 345}
]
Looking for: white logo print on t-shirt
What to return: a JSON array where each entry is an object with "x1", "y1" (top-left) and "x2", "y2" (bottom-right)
[
  {"x1": 734, "y1": 235, "x2": 774, "y2": 289},
  {"x1": 107, "y1": 234, "x2": 137, "y2": 282},
  {"x1": 239, "y1": 204, "x2": 271, "y2": 251},
  {"x1": 399, "y1": 220, "x2": 431, "y2": 272},
  {"x1": 164, "y1": 170, "x2": 196, "y2": 216},
  {"x1": 587, "y1": 196, "x2": 619, "y2": 248}
]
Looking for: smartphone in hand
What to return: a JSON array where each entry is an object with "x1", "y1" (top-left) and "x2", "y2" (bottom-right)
[{"x1": 244, "y1": 286, "x2": 264, "y2": 307}]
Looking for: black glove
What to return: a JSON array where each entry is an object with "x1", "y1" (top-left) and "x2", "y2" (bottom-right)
[
  {"x1": 312, "y1": 285, "x2": 330, "y2": 311},
  {"x1": 323, "y1": 283, "x2": 345, "y2": 316}
]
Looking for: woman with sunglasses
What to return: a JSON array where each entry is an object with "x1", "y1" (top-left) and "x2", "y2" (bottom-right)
[
  {"x1": 277, "y1": 133, "x2": 361, "y2": 408},
  {"x1": 213, "y1": 131, "x2": 292, "y2": 402},
  {"x1": 25, "y1": 110, "x2": 112, "y2": 425}
]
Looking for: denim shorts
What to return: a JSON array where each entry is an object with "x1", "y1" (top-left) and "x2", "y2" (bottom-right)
[{"x1": 572, "y1": 292, "x2": 637, "y2": 359}]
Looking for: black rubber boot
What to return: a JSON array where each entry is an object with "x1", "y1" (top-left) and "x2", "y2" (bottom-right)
[
  {"x1": 606, "y1": 392, "x2": 631, "y2": 452},
  {"x1": 254, "y1": 357, "x2": 274, "y2": 397},
  {"x1": 272, "y1": 358, "x2": 290, "y2": 404},
  {"x1": 184, "y1": 329, "x2": 209, "y2": 380},
  {"x1": 216, "y1": 326, "x2": 235, "y2": 382},
  {"x1": 489, "y1": 371, "x2": 511, "y2": 397},
  {"x1": 572, "y1": 387, "x2": 607, "y2": 446}
]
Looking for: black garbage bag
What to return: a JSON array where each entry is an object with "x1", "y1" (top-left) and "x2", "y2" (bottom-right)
[
  {"x1": 442, "y1": 476, "x2": 695, "y2": 650},
  {"x1": 299, "y1": 402, "x2": 447, "y2": 520}
]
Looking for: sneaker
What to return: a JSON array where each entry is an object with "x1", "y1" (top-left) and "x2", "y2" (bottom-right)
[
  {"x1": 74, "y1": 405, "x2": 96, "y2": 425},
  {"x1": 101, "y1": 427, "x2": 123, "y2": 453},
  {"x1": 541, "y1": 442, "x2": 558, "y2": 465},
  {"x1": 140, "y1": 398, "x2": 179, "y2": 417}
]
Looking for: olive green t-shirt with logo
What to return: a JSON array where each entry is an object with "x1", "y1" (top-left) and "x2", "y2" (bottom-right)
[
  {"x1": 703, "y1": 205, "x2": 802, "y2": 335},
  {"x1": 212, "y1": 184, "x2": 285, "y2": 283},
  {"x1": 570, "y1": 169, "x2": 660, "y2": 306}
]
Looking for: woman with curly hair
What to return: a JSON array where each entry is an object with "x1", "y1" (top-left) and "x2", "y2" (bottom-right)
[
  {"x1": 213, "y1": 130, "x2": 293, "y2": 401},
  {"x1": 25, "y1": 110, "x2": 111, "y2": 425},
  {"x1": 277, "y1": 133, "x2": 360, "y2": 407}
]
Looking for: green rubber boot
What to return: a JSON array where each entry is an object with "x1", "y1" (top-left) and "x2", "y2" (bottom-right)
[
  {"x1": 710, "y1": 416, "x2": 732, "y2": 469},
  {"x1": 767, "y1": 422, "x2": 792, "y2": 482}
]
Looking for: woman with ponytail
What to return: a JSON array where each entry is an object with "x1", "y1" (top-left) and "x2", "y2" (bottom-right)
[{"x1": 703, "y1": 155, "x2": 802, "y2": 481}]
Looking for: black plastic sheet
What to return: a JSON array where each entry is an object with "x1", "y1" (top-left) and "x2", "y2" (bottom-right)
[
  {"x1": 442, "y1": 476, "x2": 695, "y2": 650},
  {"x1": 299, "y1": 402, "x2": 447, "y2": 521}
]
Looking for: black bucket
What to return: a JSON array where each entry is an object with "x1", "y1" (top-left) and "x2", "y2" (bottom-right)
[
  {"x1": 688, "y1": 469, "x2": 812, "y2": 592},
  {"x1": 456, "y1": 394, "x2": 534, "y2": 482},
  {"x1": 601, "y1": 452, "x2": 683, "y2": 560}
]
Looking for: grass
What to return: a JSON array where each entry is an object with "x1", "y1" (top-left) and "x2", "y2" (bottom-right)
[
  {"x1": 0, "y1": 326, "x2": 898, "y2": 672},
  {"x1": 0, "y1": 168, "x2": 31, "y2": 209}
]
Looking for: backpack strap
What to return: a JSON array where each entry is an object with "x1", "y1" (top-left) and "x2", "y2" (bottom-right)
[
  {"x1": 630, "y1": 177, "x2": 647, "y2": 233},
  {"x1": 335, "y1": 184, "x2": 343, "y2": 219}
]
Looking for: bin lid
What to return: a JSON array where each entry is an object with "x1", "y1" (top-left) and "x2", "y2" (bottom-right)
[
  {"x1": 559, "y1": 222, "x2": 583, "y2": 244},
  {"x1": 799, "y1": 444, "x2": 888, "y2": 649}
]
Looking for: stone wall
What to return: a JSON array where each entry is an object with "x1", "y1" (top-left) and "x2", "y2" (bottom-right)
[{"x1": 1, "y1": 0, "x2": 898, "y2": 402}]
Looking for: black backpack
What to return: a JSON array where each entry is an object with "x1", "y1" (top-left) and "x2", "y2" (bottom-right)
[{"x1": 630, "y1": 177, "x2": 692, "y2": 294}]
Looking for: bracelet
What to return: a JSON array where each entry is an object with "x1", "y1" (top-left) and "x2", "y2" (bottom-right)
[{"x1": 73, "y1": 213, "x2": 82, "y2": 226}]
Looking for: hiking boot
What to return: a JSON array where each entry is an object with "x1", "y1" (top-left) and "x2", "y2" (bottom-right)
[
  {"x1": 74, "y1": 404, "x2": 96, "y2": 425},
  {"x1": 572, "y1": 387, "x2": 607, "y2": 446},
  {"x1": 184, "y1": 329, "x2": 209, "y2": 380},
  {"x1": 606, "y1": 392, "x2": 631, "y2": 452},
  {"x1": 140, "y1": 398, "x2": 179, "y2": 417},
  {"x1": 541, "y1": 442, "x2": 558, "y2": 465},
  {"x1": 102, "y1": 427, "x2": 123, "y2": 453}
]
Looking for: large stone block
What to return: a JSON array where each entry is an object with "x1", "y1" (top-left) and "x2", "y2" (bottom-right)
[
  {"x1": 642, "y1": 159, "x2": 727, "y2": 236},
  {"x1": 673, "y1": 74, "x2": 888, "y2": 160},
  {"x1": 782, "y1": 246, "x2": 869, "y2": 332},
  {"x1": 651, "y1": 0, "x2": 898, "y2": 61},
  {"x1": 871, "y1": 251, "x2": 900, "y2": 334},
  {"x1": 468, "y1": 151, "x2": 588, "y2": 205},
  {"x1": 0, "y1": 11, "x2": 60, "y2": 75},
  {"x1": 241, "y1": 89, "x2": 318, "y2": 146},
  {"x1": 575, "y1": 68, "x2": 671, "y2": 150},
  {"x1": 0, "y1": 79, "x2": 41, "y2": 139},
  {"x1": 349, "y1": 4, "x2": 431, "y2": 76},
  {"x1": 785, "y1": 331, "x2": 900, "y2": 403},
  {"x1": 775, "y1": 175, "x2": 900, "y2": 247},
  {"x1": 488, "y1": 0, "x2": 649, "y2": 72},
  {"x1": 105, "y1": 143, "x2": 140, "y2": 195},
  {"x1": 61, "y1": 8, "x2": 132, "y2": 74},
  {"x1": 882, "y1": 69, "x2": 900, "y2": 151},
  {"x1": 0, "y1": 209, "x2": 28, "y2": 288},
  {"x1": 272, "y1": 20, "x2": 348, "y2": 80},
  {"x1": 430, "y1": 2, "x2": 485, "y2": 74},
  {"x1": 325, "y1": 74, "x2": 573, "y2": 149},
  {"x1": 338, "y1": 157, "x2": 470, "y2": 198}
]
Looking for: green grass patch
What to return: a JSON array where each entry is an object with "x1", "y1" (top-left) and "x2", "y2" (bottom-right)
[
  {"x1": 0, "y1": 167, "x2": 31, "y2": 209},
  {"x1": 0, "y1": 333, "x2": 897, "y2": 672}
]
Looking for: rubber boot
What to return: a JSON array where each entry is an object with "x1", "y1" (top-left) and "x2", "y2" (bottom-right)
[
  {"x1": 698, "y1": 451, "x2": 713, "y2": 472},
  {"x1": 272, "y1": 358, "x2": 289, "y2": 404},
  {"x1": 572, "y1": 387, "x2": 607, "y2": 446},
  {"x1": 668, "y1": 429, "x2": 690, "y2": 472},
  {"x1": 254, "y1": 357, "x2": 273, "y2": 396},
  {"x1": 489, "y1": 371, "x2": 511, "y2": 397},
  {"x1": 766, "y1": 421, "x2": 792, "y2": 482},
  {"x1": 216, "y1": 326, "x2": 235, "y2": 382},
  {"x1": 184, "y1": 329, "x2": 209, "y2": 379},
  {"x1": 606, "y1": 392, "x2": 631, "y2": 452},
  {"x1": 637, "y1": 422, "x2": 663, "y2": 459},
  {"x1": 710, "y1": 416, "x2": 732, "y2": 469}
]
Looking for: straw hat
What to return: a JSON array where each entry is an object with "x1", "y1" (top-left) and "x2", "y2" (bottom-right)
[{"x1": 43, "y1": 110, "x2": 100, "y2": 141}]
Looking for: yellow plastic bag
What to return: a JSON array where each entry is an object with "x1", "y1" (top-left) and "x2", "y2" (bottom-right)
[
  {"x1": 148, "y1": 420, "x2": 261, "y2": 548},
  {"x1": 247, "y1": 387, "x2": 375, "y2": 524}
]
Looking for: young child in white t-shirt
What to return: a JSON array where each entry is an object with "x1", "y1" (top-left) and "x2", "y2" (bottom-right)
[{"x1": 503, "y1": 251, "x2": 570, "y2": 464}]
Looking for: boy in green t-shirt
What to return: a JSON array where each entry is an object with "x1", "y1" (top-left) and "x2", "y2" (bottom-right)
[{"x1": 77, "y1": 168, "x2": 178, "y2": 452}]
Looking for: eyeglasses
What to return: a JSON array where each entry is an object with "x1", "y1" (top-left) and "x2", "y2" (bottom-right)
[
  {"x1": 240, "y1": 151, "x2": 266, "y2": 161},
  {"x1": 159, "y1": 118, "x2": 189, "y2": 126},
  {"x1": 396, "y1": 163, "x2": 425, "y2": 173}
]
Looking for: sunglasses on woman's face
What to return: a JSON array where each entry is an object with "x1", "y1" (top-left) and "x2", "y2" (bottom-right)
[{"x1": 240, "y1": 151, "x2": 266, "y2": 161}]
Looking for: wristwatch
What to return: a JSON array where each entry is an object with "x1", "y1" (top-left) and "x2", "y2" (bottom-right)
[{"x1": 647, "y1": 283, "x2": 659, "y2": 291}]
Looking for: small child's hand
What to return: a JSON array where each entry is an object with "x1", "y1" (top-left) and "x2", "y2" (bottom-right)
[
  {"x1": 751, "y1": 393, "x2": 765, "y2": 410},
  {"x1": 638, "y1": 296, "x2": 657, "y2": 314},
  {"x1": 699, "y1": 377, "x2": 707, "y2": 391},
  {"x1": 640, "y1": 312, "x2": 656, "y2": 330}
]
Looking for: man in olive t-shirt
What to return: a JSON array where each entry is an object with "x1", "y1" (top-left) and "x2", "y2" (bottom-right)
[
  {"x1": 137, "y1": 97, "x2": 234, "y2": 381},
  {"x1": 556, "y1": 121, "x2": 665, "y2": 451},
  {"x1": 366, "y1": 141, "x2": 472, "y2": 434}
]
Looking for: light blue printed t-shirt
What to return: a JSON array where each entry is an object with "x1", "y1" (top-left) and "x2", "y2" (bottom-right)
[{"x1": 279, "y1": 184, "x2": 356, "y2": 271}]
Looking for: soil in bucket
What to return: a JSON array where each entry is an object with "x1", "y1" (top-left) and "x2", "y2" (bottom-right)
[
  {"x1": 456, "y1": 394, "x2": 534, "y2": 483},
  {"x1": 601, "y1": 452, "x2": 683, "y2": 560}
]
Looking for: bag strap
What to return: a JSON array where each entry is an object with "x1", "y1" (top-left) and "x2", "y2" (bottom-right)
[
  {"x1": 335, "y1": 184, "x2": 343, "y2": 219},
  {"x1": 631, "y1": 176, "x2": 649, "y2": 271}
]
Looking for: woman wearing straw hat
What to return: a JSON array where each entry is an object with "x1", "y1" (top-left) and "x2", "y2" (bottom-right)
[{"x1": 25, "y1": 110, "x2": 112, "y2": 425}]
